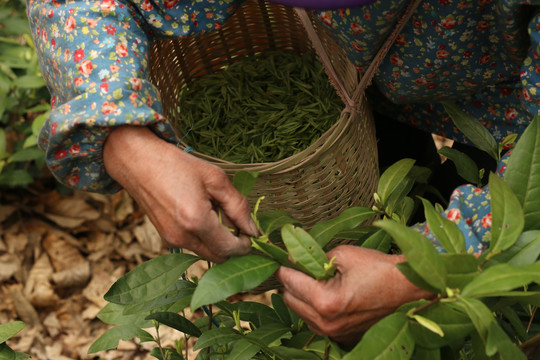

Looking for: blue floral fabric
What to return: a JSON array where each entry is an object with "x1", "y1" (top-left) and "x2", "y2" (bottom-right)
[{"x1": 26, "y1": 0, "x2": 539, "y2": 252}]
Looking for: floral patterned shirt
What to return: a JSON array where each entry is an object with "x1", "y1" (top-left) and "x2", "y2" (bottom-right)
[{"x1": 26, "y1": 0, "x2": 539, "y2": 252}]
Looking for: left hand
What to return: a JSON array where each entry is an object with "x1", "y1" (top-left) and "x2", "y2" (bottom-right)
[{"x1": 275, "y1": 245, "x2": 434, "y2": 344}]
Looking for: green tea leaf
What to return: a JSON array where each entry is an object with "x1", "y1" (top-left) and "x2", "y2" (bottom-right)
[
  {"x1": 487, "y1": 231, "x2": 540, "y2": 267},
  {"x1": 442, "y1": 102, "x2": 498, "y2": 160},
  {"x1": 13, "y1": 75, "x2": 45, "y2": 89},
  {"x1": 145, "y1": 312, "x2": 201, "y2": 337},
  {"x1": 0, "y1": 321, "x2": 25, "y2": 343},
  {"x1": 271, "y1": 293, "x2": 292, "y2": 327},
  {"x1": 269, "y1": 346, "x2": 321, "y2": 360},
  {"x1": 251, "y1": 237, "x2": 299, "y2": 270},
  {"x1": 489, "y1": 173, "x2": 524, "y2": 254},
  {"x1": 504, "y1": 116, "x2": 540, "y2": 230},
  {"x1": 410, "y1": 315, "x2": 444, "y2": 337},
  {"x1": 414, "y1": 347, "x2": 440, "y2": 360},
  {"x1": 191, "y1": 255, "x2": 278, "y2": 309},
  {"x1": 376, "y1": 219, "x2": 447, "y2": 291},
  {"x1": 397, "y1": 262, "x2": 440, "y2": 293},
  {"x1": 104, "y1": 253, "x2": 199, "y2": 305},
  {"x1": 193, "y1": 327, "x2": 241, "y2": 351},
  {"x1": 257, "y1": 210, "x2": 298, "y2": 236},
  {"x1": 361, "y1": 228, "x2": 393, "y2": 253},
  {"x1": 0, "y1": 170, "x2": 33, "y2": 187},
  {"x1": 282, "y1": 224, "x2": 327, "y2": 280},
  {"x1": 88, "y1": 325, "x2": 154, "y2": 354},
  {"x1": 342, "y1": 313, "x2": 414, "y2": 360},
  {"x1": 454, "y1": 296, "x2": 494, "y2": 342},
  {"x1": 8, "y1": 148, "x2": 44, "y2": 162},
  {"x1": 420, "y1": 198, "x2": 465, "y2": 253},
  {"x1": 0, "y1": 128, "x2": 6, "y2": 158},
  {"x1": 229, "y1": 323, "x2": 291, "y2": 360},
  {"x1": 377, "y1": 158, "x2": 416, "y2": 205},
  {"x1": 309, "y1": 207, "x2": 377, "y2": 248},
  {"x1": 461, "y1": 262, "x2": 540, "y2": 298},
  {"x1": 437, "y1": 147, "x2": 480, "y2": 185},
  {"x1": 149, "y1": 347, "x2": 183, "y2": 360},
  {"x1": 232, "y1": 170, "x2": 259, "y2": 197},
  {"x1": 386, "y1": 177, "x2": 415, "y2": 216},
  {"x1": 97, "y1": 303, "x2": 153, "y2": 328},
  {"x1": 485, "y1": 321, "x2": 527, "y2": 359},
  {"x1": 0, "y1": 343, "x2": 30, "y2": 360}
]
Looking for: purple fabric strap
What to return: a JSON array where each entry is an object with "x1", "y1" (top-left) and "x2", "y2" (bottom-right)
[{"x1": 267, "y1": 0, "x2": 377, "y2": 9}]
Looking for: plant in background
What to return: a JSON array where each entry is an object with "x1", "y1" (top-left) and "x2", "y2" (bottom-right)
[
  {"x1": 88, "y1": 116, "x2": 540, "y2": 359},
  {"x1": 0, "y1": 0, "x2": 51, "y2": 188}
]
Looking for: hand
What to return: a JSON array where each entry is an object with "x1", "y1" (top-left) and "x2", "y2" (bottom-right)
[
  {"x1": 103, "y1": 125, "x2": 258, "y2": 262},
  {"x1": 275, "y1": 245, "x2": 434, "y2": 344}
]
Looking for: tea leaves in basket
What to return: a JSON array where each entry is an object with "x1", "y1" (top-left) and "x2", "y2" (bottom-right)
[{"x1": 177, "y1": 51, "x2": 342, "y2": 163}]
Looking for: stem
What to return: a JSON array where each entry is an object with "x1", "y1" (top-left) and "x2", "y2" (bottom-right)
[
  {"x1": 303, "y1": 333, "x2": 317, "y2": 349},
  {"x1": 527, "y1": 306, "x2": 538, "y2": 333},
  {"x1": 323, "y1": 342, "x2": 330, "y2": 360},
  {"x1": 154, "y1": 321, "x2": 166, "y2": 360},
  {"x1": 410, "y1": 296, "x2": 442, "y2": 315}
]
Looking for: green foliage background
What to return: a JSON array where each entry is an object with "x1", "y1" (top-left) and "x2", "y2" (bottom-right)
[{"x1": 0, "y1": 0, "x2": 51, "y2": 188}]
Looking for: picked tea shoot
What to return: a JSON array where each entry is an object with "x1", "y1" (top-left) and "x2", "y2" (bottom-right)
[{"x1": 177, "y1": 51, "x2": 342, "y2": 163}]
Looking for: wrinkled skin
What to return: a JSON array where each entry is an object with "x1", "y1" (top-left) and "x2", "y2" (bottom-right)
[
  {"x1": 103, "y1": 125, "x2": 258, "y2": 263},
  {"x1": 276, "y1": 245, "x2": 435, "y2": 344}
]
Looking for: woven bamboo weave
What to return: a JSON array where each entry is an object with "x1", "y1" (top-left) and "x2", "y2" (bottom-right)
[{"x1": 149, "y1": 0, "x2": 379, "y2": 228}]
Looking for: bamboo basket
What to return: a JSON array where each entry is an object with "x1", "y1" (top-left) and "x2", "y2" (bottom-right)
[{"x1": 149, "y1": 0, "x2": 379, "y2": 228}]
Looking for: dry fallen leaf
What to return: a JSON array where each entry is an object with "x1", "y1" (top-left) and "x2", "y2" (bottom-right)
[
  {"x1": 24, "y1": 253, "x2": 59, "y2": 307},
  {"x1": 0, "y1": 253, "x2": 20, "y2": 282}
]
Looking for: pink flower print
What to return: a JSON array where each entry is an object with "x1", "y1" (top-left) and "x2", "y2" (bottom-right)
[
  {"x1": 101, "y1": 101, "x2": 118, "y2": 115},
  {"x1": 395, "y1": 34, "x2": 406, "y2": 45},
  {"x1": 319, "y1": 12, "x2": 332, "y2": 26},
  {"x1": 99, "y1": 82, "x2": 109, "y2": 93},
  {"x1": 436, "y1": 50, "x2": 449, "y2": 59},
  {"x1": 446, "y1": 209, "x2": 461, "y2": 222},
  {"x1": 141, "y1": 0, "x2": 153, "y2": 11},
  {"x1": 441, "y1": 16, "x2": 457, "y2": 30},
  {"x1": 505, "y1": 108, "x2": 518, "y2": 120},
  {"x1": 54, "y1": 149, "x2": 67, "y2": 160},
  {"x1": 79, "y1": 60, "x2": 94, "y2": 76},
  {"x1": 523, "y1": 88, "x2": 532, "y2": 102},
  {"x1": 481, "y1": 213, "x2": 492, "y2": 229},
  {"x1": 415, "y1": 78, "x2": 429, "y2": 85},
  {"x1": 64, "y1": 15, "x2": 76, "y2": 33},
  {"x1": 105, "y1": 24, "x2": 116, "y2": 35},
  {"x1": 116, "y1": 43, "x2": 128, "y2": 57},
  {"x1": 351, "y1": 41, "x2": 363, "y2": 52},
  {"x1": 100, "y1": 0, "x2": 115, "y2": 13},
  {"x1": 66, "y1": 174, "x2": 80, "y2": 187},
  {"x1": 129, "y1": 77, "x2": 142, "y2": 90},
  {"x1": 69, "y1": 144, "x2": 81, "y2": 156},
  {"x1": 164, "y1": 0, "x2": 178, "y2": 9},
  {"x1": 476, "y1": 21, "x2": 490, "y2": 31},
  {"x1": 390, "y1": 53, "x2": 403, "y2": 66},
  {"x1": 479, "y1": 53, "x2": 491, "y2": 65},
  {"x1": 51, "y1": 38, "x2": 56, "y2": 50},
  {"x1": 73, "y1": 49, "x2": 85, "y2": 62},
  {"x1": 351, "y1": 23, "x2": 364, "y2": 35},
  {"x1": 51, "y1": 122, "x2": 58, "y2": 134},
  {"x1": 74, "y1": 77, "x2": 83, "y2": 86}
]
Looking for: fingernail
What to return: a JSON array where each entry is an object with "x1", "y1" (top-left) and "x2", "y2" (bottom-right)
[{"x1": 248, "y1": 219, "x2": 259, "y2": 236}]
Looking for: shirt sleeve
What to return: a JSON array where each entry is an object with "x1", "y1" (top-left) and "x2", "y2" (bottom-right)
[{"x1": 27, "y1": 0, "x2": 177, "y2": 193}]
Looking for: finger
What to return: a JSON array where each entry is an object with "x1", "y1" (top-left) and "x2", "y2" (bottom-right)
[
  {"x1": 280, "y1": 290, "x2": 326, "y2": 336},
  {"x1": 203, "y1": 168, "x2": 259, "y2": 236},
  {"x1": 275, "y1": 266, "x2": 322, "y2": 304},
  {"x1": 194, "y1": 207, "x2": 252, "y2": 260}
]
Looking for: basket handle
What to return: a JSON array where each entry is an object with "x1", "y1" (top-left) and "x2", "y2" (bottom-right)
[{"x1": 294, "y1": 0, "x2": 423, "y2": 108}]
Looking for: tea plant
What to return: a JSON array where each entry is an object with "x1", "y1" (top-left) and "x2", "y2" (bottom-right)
[
  {"x1": 0, "y1": 0, "x2": 50, "y2": 188},
  {"x1": 88, "y1": 116, "x2": 540, "y2": 360}
]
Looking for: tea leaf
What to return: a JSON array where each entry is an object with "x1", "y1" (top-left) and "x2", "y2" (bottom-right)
[
  {"x1": 282, "y1": 224, "x2": 328, "y2": 280},
  {"x1": 309, "y1": 207, "x2": 377, "y2": 248},
  {"x1": 271, "y1": 293, "x2": 292, "y2": 327},
  {"x1": 487, "y1": 231, "x2": 540, "y2": 267},
  {"x1": 453, "y1": 296, "x2": 494, "y2": 342},
  {"x1": 191, "y1": 255, "x2": 278, "y2": 309},
  {"x1": 193, "y1": 327, "x2": 241, "y2": 351},
  {"x1": 504, "y1": 116, "x2": 540, "y2": 230},
  {"x1": 437, "y1": 147, "x2": 480, "y2": 185},
  {"x1": 0, "y1": 321, "x2": 25, "y2": 343},
  {"x1": 145, "y1": 312, "x2": 201, "y2": 337},
  {"x1": 0, "y1": 169, "x2": 34, "y2": 187},
  {"x1": 88, "y1": 325, "x2": 154, "y2": 354},
  {"x1": 461, "y1": 262, "x2": 540, "y2": 298},
  {"x1": 410, "y1": 315, "x2": 444, "y2": 337},
  {"x1": 342, "y1": 312, "x2": 414, "y2": 360},
  {"x1": 121, "y1": 280, "x2": 196, "y2": 315},
  {"x1": 485, "y1": 321, "x2": 527, "y2": 359},
  {"x1": 361, "y1": 228, "x2": 393, "y2": 253},
  {"x1": 229, "y1": 323, "x2": 291, "y2": 360},
  {"x1": 489, "y1": 173, "x2": 524, "y2": 254},
  {"x1": 97, "y1": 303, "x2": 153, "y2": 328},
  {"x1": 397, "y1": 262, "x2": 440, "y2": 293},
  {"x1": 376, "y1": 219, "x2": 447, "y2": 291},
  {"x1": 104, "y1": 253, "x2": 199, "y2": 305},
  {"x1": 442, "y1": 102, "x2": 498, "y2": 160},
  {"x1": 269, "y1": 346, "x2": 321, "y2": 360},
  {"x1": 258, "y1": 210, "x2": 298, "y2": 236},
  {"x1": 377, "y1": 158, "x2": 416, "y2": 205},
  {"x1": 306, "y1": 340, "x2": 345, "y2": 360},
  {"x1": 0, "y1": 343, "x2": 30, "y2": 360},
  {"x1": 233, "y1": 170, "x2": 259, "y2": 197},
  {"x1": 420, "y1": 198, "x2": 465, "y2": 254}
]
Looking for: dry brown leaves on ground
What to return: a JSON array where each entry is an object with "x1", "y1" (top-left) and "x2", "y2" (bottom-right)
[{"x1": 0, "y1": 185, "x2": 202, "y2": 360}]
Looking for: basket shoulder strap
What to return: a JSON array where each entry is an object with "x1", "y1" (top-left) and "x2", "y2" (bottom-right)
[{"x1": 294, "y1": 0, "x2": 423, "y2": 105}]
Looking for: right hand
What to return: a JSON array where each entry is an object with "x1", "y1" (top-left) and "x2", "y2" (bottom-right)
[{"x1": 103, "y1": 125, "x2": 258, "y2": 262}]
